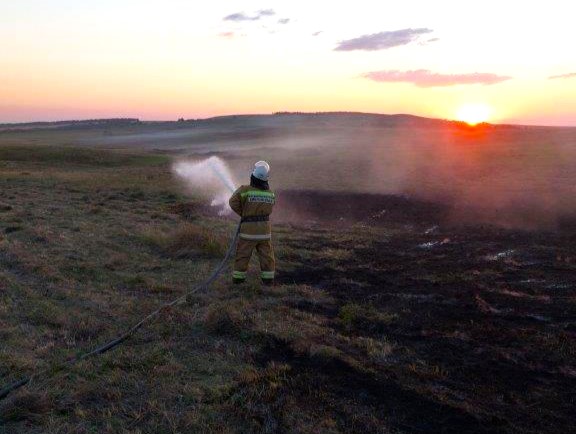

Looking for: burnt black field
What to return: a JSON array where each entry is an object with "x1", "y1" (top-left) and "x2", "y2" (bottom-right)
[
  {"x1": 279, "y1": 191, "x2": 576, "y2": 433},
  {"x1": 177, "y1": 187, "x2": 576, "y2": 433}
]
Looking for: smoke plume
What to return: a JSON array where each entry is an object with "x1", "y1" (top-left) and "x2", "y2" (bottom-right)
[{"x1": 97, "y1": 114, "x2": 576, "y2": 230}]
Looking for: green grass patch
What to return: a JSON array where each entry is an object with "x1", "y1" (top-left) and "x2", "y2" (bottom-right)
[
  {"x1": 339, "y1": 303, "x2": 398, "y2": 334},
  {"x1": 0, "y1": 146, "x2": 168, "y2": 167}
]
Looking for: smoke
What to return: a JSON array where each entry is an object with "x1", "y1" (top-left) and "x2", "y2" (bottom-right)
[
  {"x1": 111, "y1": 114, "x2": 576, "y2": 230},
  {"x1": 360, "y1": 126, "x2": 576, "y2": 230},
  {"x1": 240, "y1": 123, "x2": 576, "y2": 230},
  {"x1": 172, "y1": 156, "x2": 237, "y2": 215}
]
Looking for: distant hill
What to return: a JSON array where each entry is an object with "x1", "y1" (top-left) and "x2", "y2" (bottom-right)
[
  {"x1": 0, "y1": 112, "x2": 484, "y2": 131},
  {"x1": 0, "y1": 118, "x2": 141, "y2": 132},
  {"x1": 1, "y1": 112, "x2": 561, "y2": 134},
  {"x1": 180, "y1": 112, "x2": 486, "y2": 129}
]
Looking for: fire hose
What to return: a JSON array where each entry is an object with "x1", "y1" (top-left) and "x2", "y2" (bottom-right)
[{"x1": 0, "y1": 222, "x2": 241, "y2": 402}]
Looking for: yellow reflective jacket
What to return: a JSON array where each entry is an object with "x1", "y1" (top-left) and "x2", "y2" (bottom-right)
[{"x1": 229, "y1": 185, "x2": 276, "y2": 240}]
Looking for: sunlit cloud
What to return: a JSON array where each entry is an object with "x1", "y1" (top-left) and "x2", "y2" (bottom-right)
[
  {"x1": 223, "y1": 9, "x2": 275, "y2": 22},
  {"x1": 335, "y1": 28, "x2": 433, "y2": 51},
  {"x1": 312, "y1": 31, "x2": 323, "y2": 37},
  {"x1": 278, "y1": 18, "x2": 290, "y2": 25},
  {"x1": 218, "y1": 31, "x2": 236, "y2": 39},
  {"x1": 549, "y1": 72, "x2": 576, "y2": 80},
  {"x1": 363, "y1": 70, "x2": 512, "y2": 87}
]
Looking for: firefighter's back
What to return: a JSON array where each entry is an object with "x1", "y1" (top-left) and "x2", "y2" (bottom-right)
[{"x1": 235, "y1": 185, "x2": 275, "y2": 240}]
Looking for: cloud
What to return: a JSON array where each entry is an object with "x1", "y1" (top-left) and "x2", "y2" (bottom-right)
[
  {"x1": 223, "y1": 12, "x2": 255, "y2": 22},
  {"x1": 258, "y1": 9, "x2": 275, "y2": 17},
  {"x1": 418, "y1": 37, "x2": 440, "y2": 47},
  {"x1": 278, "y1": 18, "x2": 290, "y2": 24},
  {"x1": 362, "y1": 70, "x2": 512, "y2": 87},
  {"x1": 335, "y1": 28, "x2": 433, "y2": 51},
  {"x1": 223, "y1": 9, "x2": 275, "y2": 22},
  {"x1": 549, "y1": 72, "x2": 576, "y2": 80},
  {"x1": 312, "y1": 31, "x2": 323, "y2": 37},
  {"x1": 218, "y1": 31, "x2": 236, "y2": 39}
]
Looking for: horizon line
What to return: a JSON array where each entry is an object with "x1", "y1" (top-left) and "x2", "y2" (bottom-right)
[{"x1": 1, "y1": 111, "x2": 575, "y2": 129}]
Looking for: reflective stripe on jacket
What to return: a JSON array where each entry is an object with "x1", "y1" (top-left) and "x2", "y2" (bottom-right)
[{"x1": 229, "y1": 185, "x2": 275, "y2": 240}]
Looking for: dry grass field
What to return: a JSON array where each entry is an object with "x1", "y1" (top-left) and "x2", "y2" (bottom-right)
[{"x1": 1, "y1": 118, "x2": 575, "y2": 433}]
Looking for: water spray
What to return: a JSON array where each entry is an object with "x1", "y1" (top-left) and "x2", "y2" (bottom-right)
[
  {"x1": 207, "y1": 157, "x2": 236, "y2": 193},
  {"x1": 173, "y1": 156, "x2": 237, "y2": 214}
]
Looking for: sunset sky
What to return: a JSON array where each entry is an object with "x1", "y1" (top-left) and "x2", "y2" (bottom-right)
[{"x1": 2, "y1": 0, "x2": 575, "y2": 125}]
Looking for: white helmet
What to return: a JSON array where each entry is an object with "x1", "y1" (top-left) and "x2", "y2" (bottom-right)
[{"x1": 252, "y1": 160, "x2": 270, "y2": 181}]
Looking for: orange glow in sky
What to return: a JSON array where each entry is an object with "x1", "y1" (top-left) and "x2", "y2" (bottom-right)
[
  {"x1": 456, "y1": 104, "x2": 492, "y2": 126},
  {"x1": 1, "y1": 1, "x2": 575, "y2": 125}
]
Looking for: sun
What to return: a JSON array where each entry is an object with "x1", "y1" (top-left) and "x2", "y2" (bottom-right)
[{"x1": 456, "y1": 103, "x2": 492, "y2": 126}]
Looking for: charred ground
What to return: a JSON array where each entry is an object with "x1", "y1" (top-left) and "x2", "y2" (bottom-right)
[
  {"x1": 276, "y1": 192, "x2": 576, "y2": 433},
  {"x1": 173, "y1": 189, "x2": 576, "y2": 433}
]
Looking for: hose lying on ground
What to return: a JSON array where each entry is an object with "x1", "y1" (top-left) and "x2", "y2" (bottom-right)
[{"x1": 0, "y1": 223, "x2": 241, "y2": 402}]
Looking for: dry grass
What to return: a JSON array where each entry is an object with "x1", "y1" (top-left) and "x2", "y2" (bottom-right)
[
  {"x1": 353, "y1": 336, "x2": 395, "y2": 363},
  {"x1": 338, "y1": 303, "x2": 398, "y2": 334},
  {"x1": 203, "y1": 303, "x2": 250, "y2": 336},
  {"x1": 141, "y1": 223, "x2": 227, "y2": 259},
  {"x1": 0, "y1": 392, "x2": 51, "y2": 423},
  {"x1": 224, "y1": 362, "x2": 291, "y2": 434}
]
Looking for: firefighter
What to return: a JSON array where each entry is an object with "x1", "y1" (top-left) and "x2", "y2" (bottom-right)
[{"x1": 229, "y1": 161, "x2": 276, "y2": 285}]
